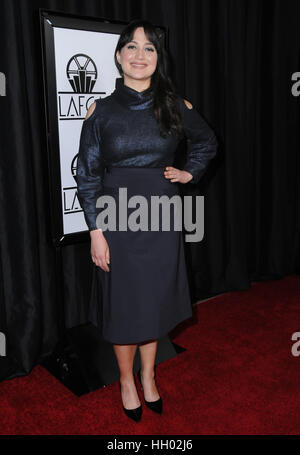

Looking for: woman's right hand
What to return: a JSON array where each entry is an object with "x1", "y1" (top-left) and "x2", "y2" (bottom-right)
[{"x1": 90, "y1": 230, "x2": 110, "y2": 272}]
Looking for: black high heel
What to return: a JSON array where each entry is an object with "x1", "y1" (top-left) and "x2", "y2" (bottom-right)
[
  {"x1": 119, "y1": 382, "x2": 142, "y2": 422},
  {"x1": 137, "y1": 367, "x2": 163, "y2": 414}
]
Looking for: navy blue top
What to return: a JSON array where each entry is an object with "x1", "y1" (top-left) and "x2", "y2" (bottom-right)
[{"x1": 75, "y1": 77, "x2": 218, "y2": 231}]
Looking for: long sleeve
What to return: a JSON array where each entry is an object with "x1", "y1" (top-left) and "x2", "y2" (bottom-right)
[
  {"x1": 74, "y1": 108, "x2": 105, "y2": 231},
  {"x1": 178, "y1": 97, "x2": 218, "y2": 184}
]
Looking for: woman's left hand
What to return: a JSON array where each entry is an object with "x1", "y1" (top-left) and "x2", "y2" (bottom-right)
[{"x1": 164, "y1": 166, "x2": 193, "y2": 184}]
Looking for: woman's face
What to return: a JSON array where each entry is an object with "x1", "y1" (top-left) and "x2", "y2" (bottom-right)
[{"x1": 116, "y1": 27, "x2": 158, "y2": 86}]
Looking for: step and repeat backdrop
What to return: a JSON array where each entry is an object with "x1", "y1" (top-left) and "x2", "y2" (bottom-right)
[{"x1": 40, "y1": 11, "x2": 123, "y2": 244}]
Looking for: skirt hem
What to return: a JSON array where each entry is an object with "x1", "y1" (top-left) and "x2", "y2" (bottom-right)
[{"x1": 89, "y1": 307, "x2": 193, "y2": 345}]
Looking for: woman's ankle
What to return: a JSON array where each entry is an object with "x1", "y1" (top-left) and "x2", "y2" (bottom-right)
[
  {"x1": 120, "y1": 373, "x2": 135, "y2": 385},
  {"x1": 140, "y1": 367, "x2": 155, "y2": 379}
]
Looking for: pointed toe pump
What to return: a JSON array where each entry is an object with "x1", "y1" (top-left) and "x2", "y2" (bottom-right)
[
  {"x1": 119, "y1": 382, "x2": 142, "y2": 422},
  {"x1": 137, "y1": 368, "x2": 163, "y2": 415},
  {"x1": 122, "y1": 403, "x2": 142, "y2": 422}
]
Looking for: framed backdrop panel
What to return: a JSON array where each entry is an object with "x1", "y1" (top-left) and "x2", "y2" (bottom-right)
[{"x1": 40, "y1": 10, "x2": 167, "y2": 246}]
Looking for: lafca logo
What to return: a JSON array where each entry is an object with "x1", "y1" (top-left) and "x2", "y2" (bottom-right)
[
  {"x1": 58, "y1": 53, "x2": 105, "y2": 120},
  {"x1": 58, "y1": 54, "x2": 105, "y2": 219},
  {"x1": 0, "y1": 331, "x2": 6, "y2": 356},
  {"x1": 67, "y1": 54, "x2": 97, "y2": 93}
]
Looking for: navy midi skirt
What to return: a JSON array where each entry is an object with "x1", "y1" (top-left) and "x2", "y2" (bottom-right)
[{"x1": 88, "y1": 167, "x2": 193, "y2": 344}]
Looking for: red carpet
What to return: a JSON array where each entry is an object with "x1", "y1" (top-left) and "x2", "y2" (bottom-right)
[{"x1": 1, "y1": 275, "x2": 300, "y2": 435}]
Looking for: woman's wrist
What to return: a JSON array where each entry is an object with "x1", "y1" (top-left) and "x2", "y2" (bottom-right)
[
  {"x1": 182, "y1": 170, "x2": 193, "y2": 183},
  {"x1": 90, "y1": 228, "x2": 104, "y2": 237}
]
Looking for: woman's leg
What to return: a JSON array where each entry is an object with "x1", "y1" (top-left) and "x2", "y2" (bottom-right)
[
  {"x1": 138, "y1": 339, "x2": 160, "y2": 401},
  {"x1": 113, "y1": 344, "x2": 141, "y2": 409}
]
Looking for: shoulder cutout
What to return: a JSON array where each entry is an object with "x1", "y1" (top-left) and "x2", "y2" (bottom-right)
[
  {"x1": 85, "y1": 101, "x2": 97, "y2": 120},
  {"x1": 184, "y1": 99, "x2": 193, "y2": 110}
]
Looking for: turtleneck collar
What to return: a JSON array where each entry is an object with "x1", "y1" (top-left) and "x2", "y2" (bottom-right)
[{"x1": 112, "y1": 77, "x2": 154, "y2": 110}]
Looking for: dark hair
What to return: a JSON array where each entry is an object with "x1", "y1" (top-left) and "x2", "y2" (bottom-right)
[{"x1": 114, "y1": 19, "x2": 183, "y2": 140}]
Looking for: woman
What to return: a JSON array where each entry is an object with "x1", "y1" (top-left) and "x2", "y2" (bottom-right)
[{"x1": 75, "y1": 19, "x2": 218, "y2": 422}]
